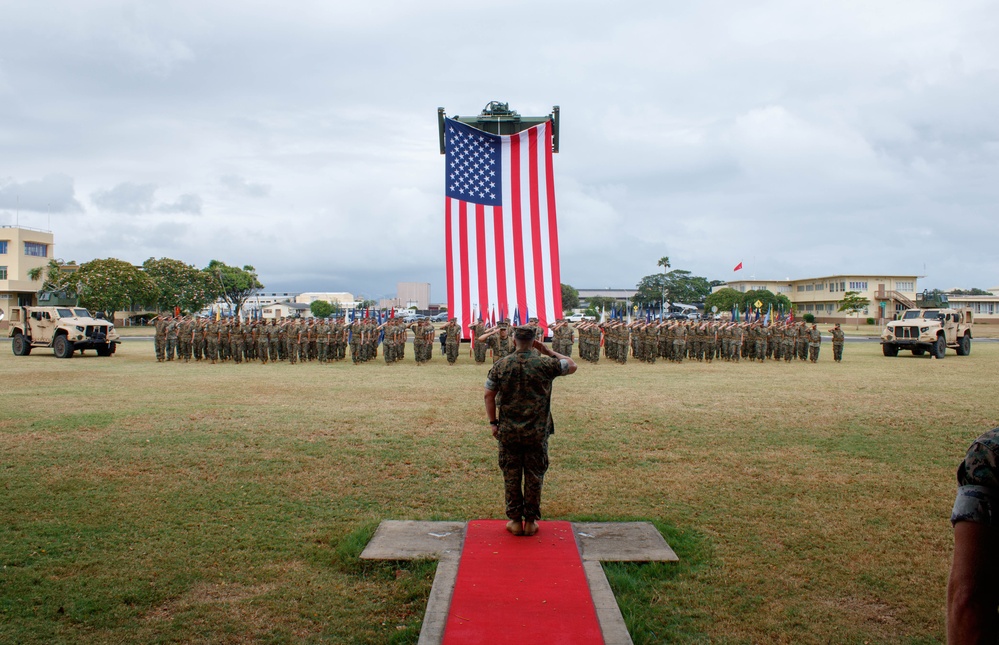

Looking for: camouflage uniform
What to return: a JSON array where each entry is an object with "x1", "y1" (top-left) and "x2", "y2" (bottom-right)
[
  {"x1": 444, "y1": 319, "x2": 461, "y2": 365},
  {"x1": 485, "y1": 342, "x2": 571, "y2": 523},
  {"x1": 472, "y1": 320, "x2": 488, "y2": 364},
  {"x1": 830, "y1": 325, "x2": 845, "y2": 362},
  {"x1": 192, "y1": 318, "x2": 205, "y2": 361},
  {"x1": 165, "y1": 319, "x2": 179, "y2": 361},
  {"x1": 807, "y1": 325, "x2": 821, "y2": 363},
  {"x1": 951, "y1": 427, "x2": 999, "y2": 527},
  {"x1": 153, "y1": 316, "x2": 167, "y2": 362},
  {"x1": 178, "y1": 317, "x2": 192, "y2": 362}
]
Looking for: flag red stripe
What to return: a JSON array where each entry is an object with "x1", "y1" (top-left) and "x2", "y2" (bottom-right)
[
  {"x1": 528, "y1": 127, "x2": 547, "y2": 328},
  {"x1": 475, "y1": 204, "x2": 488, "y2": 320},
  {"x1": 458, "y1": 200, "x2": 471, "y2": 336},
  {"x1": 445, "y1": 199, "x2": 455, "y2": 329},
  {"x1": 545, "y1": 124, "x2": 563, "y2": 320},
  {"x1": 493, "y1": 205, "x2": 507, "y2": 321},
  {"x1": 509, "y1": 134, "x2": 528, "y2": 322}
]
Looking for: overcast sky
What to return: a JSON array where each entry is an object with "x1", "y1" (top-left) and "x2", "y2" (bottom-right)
[{"x1": 2, "y1": 1, "x2": 997, "y2": 301}]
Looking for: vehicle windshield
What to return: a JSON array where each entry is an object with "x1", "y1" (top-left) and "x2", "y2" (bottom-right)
[
  {"x1": 56, "y1": 308, "x2": 74, "y2": 318},
  {"x1": 73, "y1": 308, "x2": 91, "y2": 318},
  {"x1": 902, "y1": 310, "x2": 939, "y2": 320}
]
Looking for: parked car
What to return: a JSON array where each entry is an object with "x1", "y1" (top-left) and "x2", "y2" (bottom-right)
[
  {"x1": 565, "y1": 313, "x2": 593, "y2": 322},
  {"x1": 403, "y1": 314, "x2": 427, "y2": 323},
  {"x1": 430, "y1": 312, "x2": 450, "y2": 322}
]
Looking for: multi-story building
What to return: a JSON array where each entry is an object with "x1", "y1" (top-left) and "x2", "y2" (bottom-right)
[
  {"x1": 947, "y1": 289, "x2": 999, "y2": 323},
  {"x1": 719, "y1": 274, "x2": 920, "y2": 322},
  {"x1": 0, "y1": 226, "x2": 55, "y2": 328}
]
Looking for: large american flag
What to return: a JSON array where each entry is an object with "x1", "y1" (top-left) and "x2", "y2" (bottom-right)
[{"x1": 444, "y1": 118, "x2": 563, "y2": 338}]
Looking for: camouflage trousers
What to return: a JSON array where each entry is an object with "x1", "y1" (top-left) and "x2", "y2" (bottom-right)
[
  {"x1": 179, "y1": 337, "x2": 191, "y2": 362},
  {"x1": 193, "y1": 336, "x2": 204, "y2": 361},
  {"x1": 754, "y1": 340, "x2": 767, "y2": 362},
  {"x1": 833, "y1": 342, "x2": 844, "y2": 362},
  {"x1": 809, "y1": 343, "x2": 820, "y2": 363},
  {"x1": 445, "y1": 340, "x2": 459, "y2": 364},
  {"x1": 498, "y1": 439, "x2": 549, "y2": 522},
  {"x1": 672, "y1": 339, "x2": 685, "y2": 362},
  {"x1": 474, "y1": 341, "x2": 487, "y2": 363},
  {"x1": 258, "y1": 339, "x2": 269, "y2": 363},
  {"x1": 206, "y1": 339, "x2": 218, "y2": 362},
  {"x1": 154, "y1": 336, "x2": 165, "y2": 361},
  {"x1": 165, "y1": 337, "x2": 177, "y2": 360}
]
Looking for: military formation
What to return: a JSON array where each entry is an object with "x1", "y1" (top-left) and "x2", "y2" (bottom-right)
[
  {"x1": 574, "y1": 319, "x2": 845, "y2": 365},
  {"x1": 150, "y1": 315, "x2": 846, "y2": 366},
  {"x1": 153, "y1": 315, "x2": 420, "y2": 365}
]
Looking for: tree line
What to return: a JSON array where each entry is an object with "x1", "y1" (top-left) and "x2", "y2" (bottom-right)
[{"x1": 29, "y1": 258, "x2": 263, "y2": 318}]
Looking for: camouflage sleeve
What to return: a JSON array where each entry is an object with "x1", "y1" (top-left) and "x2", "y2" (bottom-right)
[
  {"x1": 485, "y1": 363, "x2": 500, "y2": 391},
  {"x1": 951, "y1": 432, "x2": 999, "y2": 526}
]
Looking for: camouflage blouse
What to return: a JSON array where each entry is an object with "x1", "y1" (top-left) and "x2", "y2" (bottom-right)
[
  {"x1": 951, "y1": 427, "x2": 999, "y2": 526},
  {"x1": 485, "y1": 349, "x2": 569, "y2": 444}
]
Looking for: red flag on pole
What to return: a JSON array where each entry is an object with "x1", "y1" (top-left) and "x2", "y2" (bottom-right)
[{"x1": 733, "y1": 262, "x2": 743, "y2": 272}]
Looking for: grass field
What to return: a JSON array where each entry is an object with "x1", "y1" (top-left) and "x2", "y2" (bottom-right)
[{"x1": 2, "y1": 338, "x2": 997, "y2": 643}]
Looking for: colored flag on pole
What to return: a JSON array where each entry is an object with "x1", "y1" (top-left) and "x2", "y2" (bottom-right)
[
  {"x1": 444, "y1": 118, "x2": 563, "y2": 340},
  {"x1": 733, "y1": 261, "x2": 743, "y2": 271}
]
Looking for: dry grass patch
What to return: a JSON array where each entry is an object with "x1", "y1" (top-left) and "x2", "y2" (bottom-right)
[{"x1": 2, "y1": 339, "x2": 997, "y2": 642}]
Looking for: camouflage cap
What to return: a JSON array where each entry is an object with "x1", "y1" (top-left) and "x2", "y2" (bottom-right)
[{"x1": 513, "y1": 325, "x2": 535, "y2": 341}]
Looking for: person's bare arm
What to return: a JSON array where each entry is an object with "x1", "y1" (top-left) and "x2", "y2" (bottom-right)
[
  {"x1": 948, "y1": 521, "x2": 999, "y2": 644},
  {"x1": 483, "y1": 388, "x2": 498, "y2": 439}
]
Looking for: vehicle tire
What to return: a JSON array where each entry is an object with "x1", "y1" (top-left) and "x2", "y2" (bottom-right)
[
  {"x1": 53, "y1": 334, "x2": 73, "y2": 359},
  {"x1": 882, "y1": 343, "x2": 898, "y2": 357},
  {"x1": 956, "y1": 334, "x2": 971, "y2": 356},
  {"x1": 911, "y1": 348, "x2": 925, "y2": 356},
  {"x1": 96, "y1": 344, "x2": 112, "y2": 357},
  {"x1": 12, "y1": 333, "x2": 32, "y2": 356},
  {"x1": 933, "y1": 335, "x2": 947, "y2": 359}
]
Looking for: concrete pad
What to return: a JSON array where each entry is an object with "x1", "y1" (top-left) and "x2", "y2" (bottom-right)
[
  {"x1": 361, "y1": 520, "x2": 678, "y2": 645},
  {"x1": 573, "y1": 521, "x2": 679, "y2": 562},
  {"x1": 359, "y1": 520, "x2": 465, "y2": 560},
  {"x1": 583, "y1": 560, "x2": 634, "y2": 645},
  {"x1": 417, "y1": 553, "x2": 460, "y2": 645}
]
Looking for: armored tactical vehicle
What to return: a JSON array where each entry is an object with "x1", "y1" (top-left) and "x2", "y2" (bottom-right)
[
  {"x1": 8, "y1": 306, "x2": 120, "y2": 358},
  {"x1": 881, "y1": 308, "x2": 972, "y2": 358}
]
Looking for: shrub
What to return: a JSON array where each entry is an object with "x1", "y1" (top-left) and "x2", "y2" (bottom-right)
[
  {"x1": 803, "y1": 313, "x2": 815, "y2": 323},
  {"x1": 866, "y1": 317, "x2": 876, "y2": 325}
]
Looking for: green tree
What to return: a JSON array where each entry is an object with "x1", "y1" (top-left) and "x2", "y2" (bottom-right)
[
  {"x1": 143, "y1": 257, "x2": 214, "y2": 314},
  {"x1": 206, "y1": 260, "x2": 263, "y2": 317},
  {"x1": 28, "y1": 258, "x2": 79, "y2": 296},
  {"x1": 704, "y1": 287, "x2": 743, "y2": 314},
  {"x1": 838, "y1": 291, "x2": 870, "y2": 329},
  {"x1": 560, "y1": 283, "x2": 579, "y2": 310},
  {"x1": 74, "y1": 258, "x2": 156, "y2": 317},
  {"x1": 634, "y1": 269, "x2": 713, "y2": 310},
  {"x1": 584, "y1": 296, "x2": 618, "y2": 318},
  {"x1": 310, "y1": 300, "x2": 334, "y2": 318}
]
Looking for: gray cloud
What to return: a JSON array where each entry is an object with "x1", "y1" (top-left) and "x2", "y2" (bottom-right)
[
  {"x1": 220, "y1": 175, "x2": 270, "y2": 198},
  {"x1": 0, "y1": 174, "x2": 83, "y2": 213},
  {"x1": 1, "y1": 0, "x2": 997, "y2": 295},
  {"x1": 91, "y1": 182, "x2": 157, "y2": 213},
  {"x1": 156, "y1": 194, "x2": 202, "y2": 214}
]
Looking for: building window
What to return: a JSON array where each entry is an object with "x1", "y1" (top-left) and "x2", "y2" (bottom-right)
[
  {"x1": 24, "y1": 242, "x2": 48, "y2": 257},
  {"x1": 805, "y1": 284, "x2": 814, "y2": 292},
  {"x1": 896, "y1": 281, "x2": 913, "y2": 291},
  {"x1": 0, "y1": 241, "x2": 7, "y2": 254},
  {"x1": 815, "y1": 283, "x2": 824, "y2": 291},
  {"x1": 848, "y1": 281, "x2": 867, "y2": 290},
  {"x1": 805, "y1": 304, "x2": 814, "y2": 311},
  {"x1": 797, "y1": 285, "x2": 805, "y2": 292},
  {"x1": 0, "y1": 266, "x2": 6, "y2": 280}
]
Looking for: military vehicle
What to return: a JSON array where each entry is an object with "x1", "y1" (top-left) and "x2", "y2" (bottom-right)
[
  {"x1": 880, "y1": 308, "x2": 972, "y2": 358},
  {"x1": 8, "y1": 306, "x2": 120, "y2": 358}
]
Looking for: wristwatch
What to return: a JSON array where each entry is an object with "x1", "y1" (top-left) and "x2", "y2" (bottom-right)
[{"x1": 489, "y1": 420, "x2": 499, "y2": 426}]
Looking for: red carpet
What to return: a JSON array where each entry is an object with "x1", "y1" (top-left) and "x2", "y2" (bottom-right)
[{"x1": 442, "y1": 520, "x2": 604, "y2": 644}]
